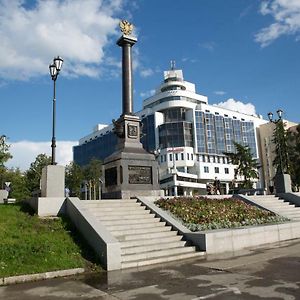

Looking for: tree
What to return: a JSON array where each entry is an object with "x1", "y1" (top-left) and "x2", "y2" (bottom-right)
[
  {"x1": 0, "y1": 135, "x2": 13, "y2": 189},
  {"x1": 224, "y1": 142, "x2": 259, "y2": 189},
  {"x1": 83, "y1": 159, "x2": 102, "y2": 199},
  {"x1": 65, "y1": 162, "x2": 84, "y2": 197},
  {"x1": 272, "y1": 120, "x2": 290, "y2": 174},
  {"x1": 25, "y1": 154, "x2": 52, "y2": 193},
  {"x1": 4, "y1": 168, "x2": 31, "y2": 201},
  {"x1": 287, "y1": 124, "x2": 300, "y2": 190}
]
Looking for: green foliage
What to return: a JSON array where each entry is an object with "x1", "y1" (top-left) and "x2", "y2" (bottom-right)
[
  {"x1": 0, "y1": 204, "x2": 101, "y2": 277},
  {"x1": 3, "y1": 168, "x2": 30, "y2": 201},
  {"x1": 0, "y1": 135, "x2": 13, "y2": 189},
  {"x1": 83, "y1": 158, "x2": 102, "y2": 182},
  {"x1": 65, "y1": 162, "x2": 84, "y2": 197},
  {"x1": 155, "y1": 197, "x2": 287, "y2": 232},
  {"x1": 25, "y1": 154, "x2": 51, "y2": 193},
  {"x1": 272, "y1": 120, "x2": 290, "y2": 174},
  {"x1": 224, "y1": 142, "x2": 259, "y2": 188},
  {"x1": 0, "y1": 135, "x2": 12, "y2": 168},
  {"x1": 287, "y1": 124, "x2": 300, "y2": 189}
]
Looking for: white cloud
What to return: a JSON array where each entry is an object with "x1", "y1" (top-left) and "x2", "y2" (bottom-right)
[
  {"x1": 214, "y1": 98, "x2": 257, "y2": 116},
  {"x1": 140, "y1": 89, "x2": 155, "y2": 98},
  {"x1": 0, "y1": 0, "x2": 123, "y2": 80},
  {"x1": 255, "y1": 0, "x2": 300, "y2": 47},
  {"x1": 199, "y1": 41, "x2": 217, "y2": 51},
  {"x1": 140, "y1": 68, "x2": 154, "y2": 78},
  {"x1": 7, "y1": 140, "x2": 77, "y2": 171},
  {"x1": 214, "y1": 90, "x2": 227, "y2": 96}
]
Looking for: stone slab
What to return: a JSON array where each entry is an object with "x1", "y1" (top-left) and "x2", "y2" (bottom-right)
[{"x1": 41, "y1": 165, "x2": 65, "y2": 197}]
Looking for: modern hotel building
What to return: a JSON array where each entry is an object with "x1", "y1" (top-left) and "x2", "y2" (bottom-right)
[{"x1": 74, "y1": 68, "x2": 268, "y2": 196}]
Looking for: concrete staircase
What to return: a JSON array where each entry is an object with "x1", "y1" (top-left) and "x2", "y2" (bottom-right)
[
  {"x1": 80, "y1": 199, "x2": 203, "y2": 269},
  {"x1": 246, "y1": 195, "x2": 300, "y2": 221}
]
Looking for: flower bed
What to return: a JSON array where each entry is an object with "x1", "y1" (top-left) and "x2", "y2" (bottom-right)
[{"x1": 155, "y1": 197, "x2": 287, "y2": 231}]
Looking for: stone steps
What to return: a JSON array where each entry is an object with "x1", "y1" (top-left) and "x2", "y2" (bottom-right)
[
  {"x1": 122, "y1": 246, "x2": 197, "y2": 262},
  {"x1": 121, "y1": 240, "x2": 187, "y2": 255},
  {"x1": 120, "y1": 235, "x2": 183, "y2": 248},
  {"x1": 121, "y1": 252, "x2": 204, "y2": 269},
  {"x1": 94, "y1": 212, "x2": 156, "y2": 221},
  {"x1": 99, "y1": 217, "x2": 162, "y2": 226},
  {"x1": 106, "y1": 221, "x2": 167, "y2": 231},
  {"x1": 80, "y1": 199, "x2": 202, "y2": 269},
  {"x1": 111, "y1": 225, "x2": 172, "y2": 237},
  {"x1": 247, "y1": 196, "x2": 300, "y2": 221}
]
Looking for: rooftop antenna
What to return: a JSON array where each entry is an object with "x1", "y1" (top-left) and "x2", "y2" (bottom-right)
[{"x1": 170, "y1": 60, "x2": 176, "y2": 70}]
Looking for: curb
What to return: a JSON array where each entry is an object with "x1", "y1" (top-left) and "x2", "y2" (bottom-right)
[{"x1": 0, "y1": 268, "x2": 85, "y2": 286}]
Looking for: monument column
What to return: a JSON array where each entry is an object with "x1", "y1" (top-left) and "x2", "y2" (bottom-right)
[
  {"x1": 102, "y1": 20, "x2": 162, "y2": 199},
  {"x1": 117, "y1": 33, "x2": 137, "y2": 115}
]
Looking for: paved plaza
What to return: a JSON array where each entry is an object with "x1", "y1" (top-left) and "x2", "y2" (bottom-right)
[{"x1": 1, "y1": 239, "x2": 300, "y2": 300}]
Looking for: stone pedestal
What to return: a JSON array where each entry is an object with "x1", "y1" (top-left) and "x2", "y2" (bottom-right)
[
  {"x1": 275, "y1": 173, "x2": 292, "y2": 194},
  {"x1": 41, "y1": 165, "x2": 65, "y2": 197},
  {"x1": 102, "y1": 115, "x2": 161, "y2": 199}
]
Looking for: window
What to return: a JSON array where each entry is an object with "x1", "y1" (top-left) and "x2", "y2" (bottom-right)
[
  {"x1": 215, "y1": 167, "x2": 219, "y2": 173},
  {"x1": 187, "y1": 153, "x2": 190, "y2": 160},
  {"x1": 164, "y1": 154, "x2": 167, "y2": 162},
  {"x1": 225, "y1": 122, "x2": 230, "y2": 129},
  {"x1": 226, "y1": 145, "x2": 232, "y2": 152},
  {"x1": 217, "y1": 157, "x2": 220, "y2": 163},
  {"x1": 169, "y1": 153, "x2": 173, "y2": 161},
  {"x1": 225, "y1": 167, "x2": 229, "y2": 174},
  {"x1": 191, "y1": 154, "x2": 194, "y2": 160},
  {"x1": 243, "y1": 137, "x2": 248, "y2": 143},
  {"x1": 160, "y1": 155, "x2": 163, "y2": 163},
  {"x1": 204, "y1": 166, "x2": 209, "y2": 173},
  {"x1": 181, "y1": 153, "x2": 184, "y2": 160},
  {"x1": 202, "y1": 155, "x2": 206, "y2": 162},
  {"x1": 175, "y1": 153, "x2": 178, "y2": 160},
  {"x1": 207, "y1": 130, "x2": 211, "y2": 137},
  {"x1": 226, "y1": 133, "x2": 231, "y2": 140}
]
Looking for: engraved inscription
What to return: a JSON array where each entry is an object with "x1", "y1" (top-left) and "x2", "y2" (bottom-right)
[
  {"x1": 105, "y1": 167, "x2": 117, "y2": 187},
  {"x1": 128, "y1": 166, "x2": 152, "y2": 184},
  {"x1": 127, "y1": 124, "x2": 138, "y2": 138}
]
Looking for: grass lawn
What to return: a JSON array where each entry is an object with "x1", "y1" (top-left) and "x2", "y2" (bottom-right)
[
  {"x1": 0, "y1": 203, "x2": 100, "y2": 278},
  {"x1": 155, "y1": 197, "x2": 288, "y2": 231}
]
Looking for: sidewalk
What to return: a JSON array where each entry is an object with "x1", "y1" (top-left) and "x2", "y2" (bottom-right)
[{"x1": 1, "y1": 239, "x2": 300, "y2": 299}]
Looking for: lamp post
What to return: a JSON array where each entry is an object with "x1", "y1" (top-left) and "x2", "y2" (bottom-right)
[
  {"x1": 267, "y1": 109, "x2": 292, "y2": 194},
  {"x1": 49, "y1": 56, "x2": 63, "y2": 165},
  {"x1": 267, "y1": 109, "x2": 284, "y2": 173}
]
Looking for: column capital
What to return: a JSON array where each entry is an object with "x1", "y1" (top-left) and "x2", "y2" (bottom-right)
[{"x1": 117, "y1": 35, "x2": 137, "y2": 47}]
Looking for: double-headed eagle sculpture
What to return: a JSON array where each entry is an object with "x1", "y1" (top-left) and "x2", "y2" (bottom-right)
[{"x1": 119, "y1": 20, "x2": 133, "y2": 35}]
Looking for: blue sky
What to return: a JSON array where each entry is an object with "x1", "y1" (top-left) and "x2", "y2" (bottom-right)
[{"x1": 1, "y1": 0, "x2": 300, "y2": 170}]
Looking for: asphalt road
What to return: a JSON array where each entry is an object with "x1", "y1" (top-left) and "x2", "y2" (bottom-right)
[{"x1": 1, "y1": 239, "x2": 300, "y2": 299}]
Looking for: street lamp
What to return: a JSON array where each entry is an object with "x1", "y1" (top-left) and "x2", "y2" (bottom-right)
[
  {"x1": 49, "y1": 56, "x2": 63, "y2": 165},
  {"x1": 267, "y1": 108, "x2": 292, "y2": 194},
  {"x1": 267, "y1": 109, "x2": 284, "y2": 173}
]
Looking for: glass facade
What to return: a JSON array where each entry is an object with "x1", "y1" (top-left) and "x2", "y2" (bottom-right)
[
  {"x1": 215, "y1": 115, "x2": 226, "y2": 154},
  {"x1": 140, "y1": 114, "x2": 156, "y2": 152},
  {"x1": 159, "y1": 121, "x2": 193, "y2": 148},
  {"x1": 195, "y1": 110, "x2": 257, "y2": 157},
  {"x1": 73, "y1": 131, "x2": 117, "y2": 166},
  {"x1": 195, "y1": 111, "x2": 206, "y2": 153}
]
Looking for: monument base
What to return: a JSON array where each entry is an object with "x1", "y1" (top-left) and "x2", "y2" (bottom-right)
[
  {"x1": 102, "y1": 147, "x2": 162, "y2": 199},
  {"x1": 275, "y1": 173, "x2": 292, "y2": 194},
  {"x1": 41, "y1": 165, "x2": 65, "y2": 197}
]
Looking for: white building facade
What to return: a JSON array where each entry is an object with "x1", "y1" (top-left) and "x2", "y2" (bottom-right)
[{"x1": 74, "y1": 68, "x2": 268, "y2": 196}]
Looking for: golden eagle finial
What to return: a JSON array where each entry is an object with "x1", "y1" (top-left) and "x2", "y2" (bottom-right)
[{"x1": 119, "y1": 20, "x2": 133, "y2": 35}]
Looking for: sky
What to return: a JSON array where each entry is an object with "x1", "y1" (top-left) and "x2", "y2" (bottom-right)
[{"x1": 1, "y1": 0, "x2": 300, "y2": 171}]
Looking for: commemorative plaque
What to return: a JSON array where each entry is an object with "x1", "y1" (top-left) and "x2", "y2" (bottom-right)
[{"x1": 128, "y1": 166, "x2": 152, "y2": 184}]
